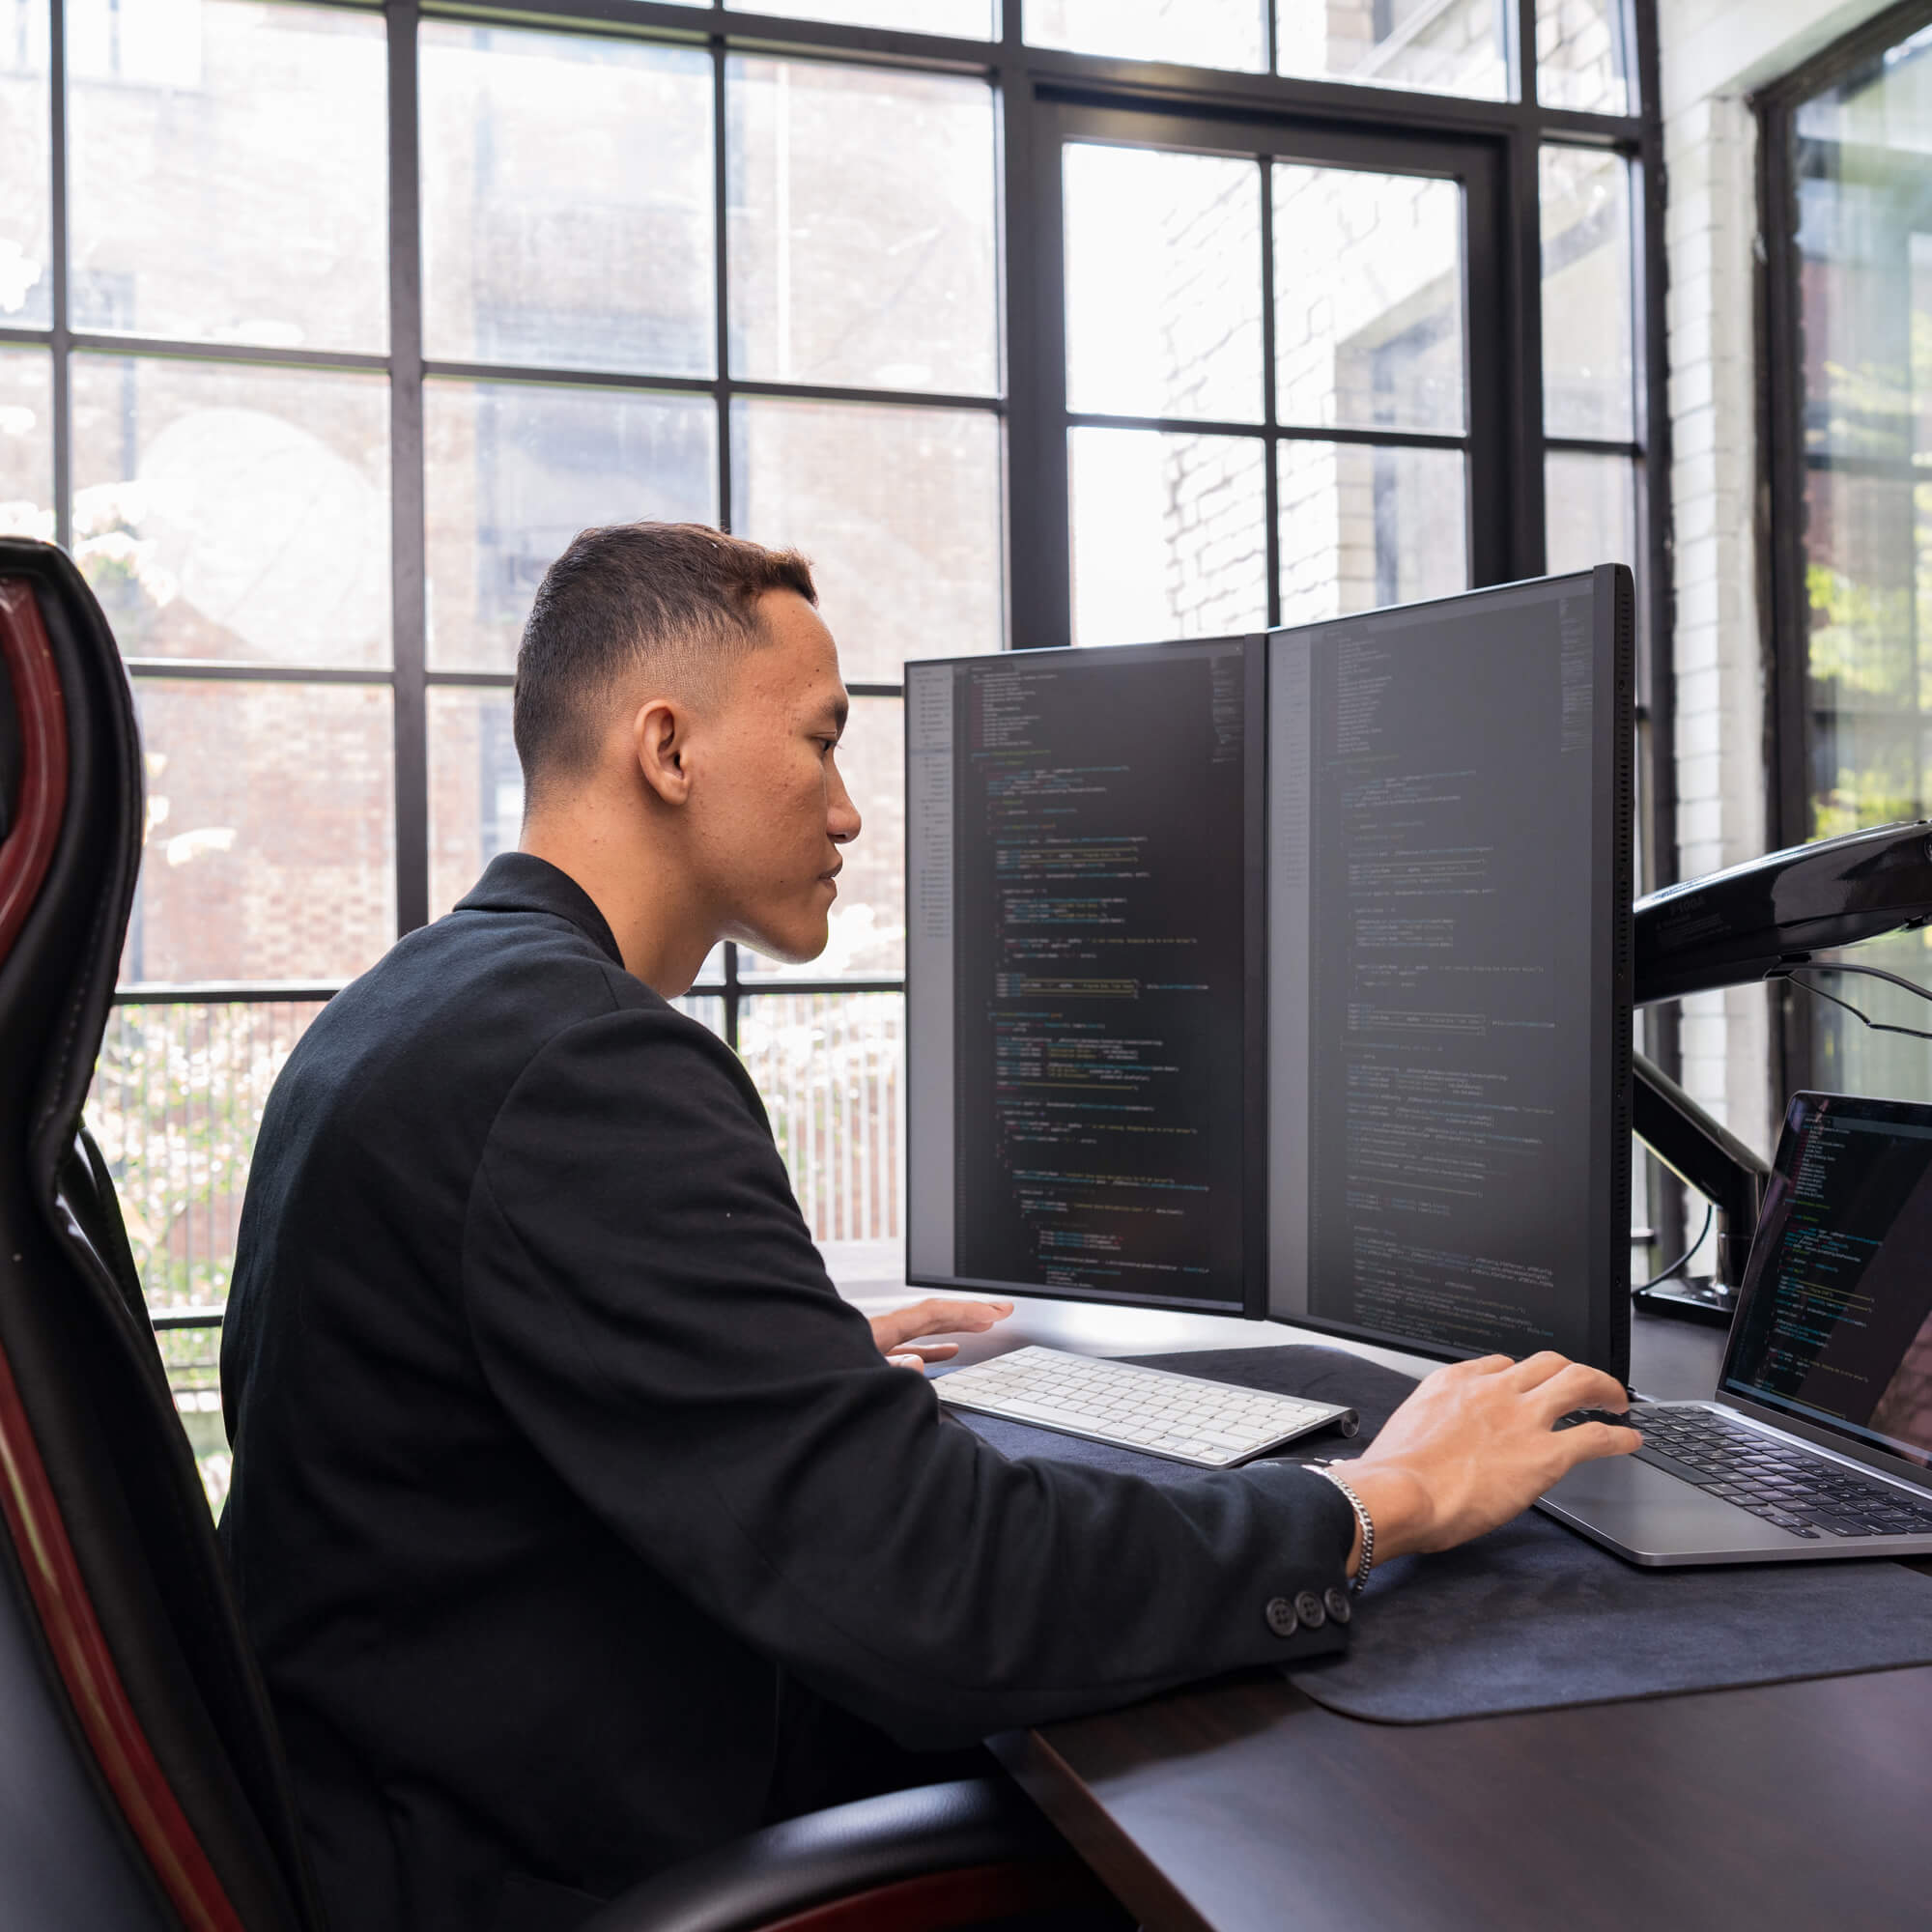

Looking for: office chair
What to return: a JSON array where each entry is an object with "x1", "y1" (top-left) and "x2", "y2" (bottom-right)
[{"x1": 0, "y1": 537, "x2": 1129, "y2": 1932}]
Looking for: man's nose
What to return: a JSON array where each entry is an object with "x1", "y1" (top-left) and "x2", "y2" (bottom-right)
[{"x1": 828, "y1": 769, "x2": 861, "y2": 843}]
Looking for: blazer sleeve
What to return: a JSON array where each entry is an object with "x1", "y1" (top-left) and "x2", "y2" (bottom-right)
[{"x1": 463, "y1": 1005, "x2": 1356, "y2": 1748}]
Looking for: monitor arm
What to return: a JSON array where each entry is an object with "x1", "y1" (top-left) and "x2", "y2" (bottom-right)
[{"x1": 1633, "y1": 818, "x2": 1932, "y2": 1320}]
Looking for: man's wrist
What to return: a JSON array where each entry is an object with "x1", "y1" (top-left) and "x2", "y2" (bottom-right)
[
  {"x1": 1317, "y1": 1465, "x2": 1371, "y2": 1586},
  {"x1": 1334, "y1": 1463, "x2": 1429, "y2": 1568}
]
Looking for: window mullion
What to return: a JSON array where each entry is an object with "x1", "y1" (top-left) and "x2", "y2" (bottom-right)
[
  {"x1": 388, "y1": 0, "x2": 430, "y2": 935},
  {"x1": 1259, "y1": 155, "x2": 1280, "y2": 630},
  {"x1": 713, "y1": 38, "x2": 733, "y2": 529},
  {"x1": 49, "y1": 0, "x2": 71, "y2": 551}
]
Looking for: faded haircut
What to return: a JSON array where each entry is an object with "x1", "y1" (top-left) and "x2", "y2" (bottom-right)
[{"x1": 512, "y1": 521, "x2": 817, "y2": 800}]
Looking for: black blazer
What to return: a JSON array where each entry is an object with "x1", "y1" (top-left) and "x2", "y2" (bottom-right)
[{"x1": 219, "y1": 853, "x2": 1354, "y2": 1932}]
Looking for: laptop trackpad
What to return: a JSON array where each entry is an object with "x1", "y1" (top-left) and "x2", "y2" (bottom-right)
[{"x1": 1538, "y1": 1453, "x2": 1804, "y2": 1565}]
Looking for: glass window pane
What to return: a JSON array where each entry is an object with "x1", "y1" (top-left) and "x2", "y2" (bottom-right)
[
  {"x1": 1275, "y1": 0, "x2": 1509, "y2": 100},
  {"x1": 0, "y1": 0, "x2": 50, "y2": 327},
  {"x1": 741, "y1": 695, "x2": 903, "y2": 980},
  {"x1": 1027, "y1": 0, "x2": 1265, "y2": 71},
  {"x1": 676, "y1": 994, "x2": 725, "y2": 1038},
  {"x1": 1069, "y1": 427, "x2": 1265, "y2": 645},
  {"x1": 727, "y1": 60, "x2": 997, "y2": 397},
  {"x1": 429, "y1": 686, "x2": 522, "y2": 920},
  {"x1": 420, "y1": 24, "x2": 714, "y2": 377},
  {"x1": 1787, "y1": 28, "x2": 1932, "y2": 1099},
  {"x1": 1273, "y1": 164, "x2": 1465, "y2": 435},
  {"x1": 88, "y1": 998, "x2": 324, "y2": 1307},
  {"x1": 736, "y1": 991, "x2": 903, "y2": 1245},
  {"x1": 1804, "y1": 467, "x2": 1923, "y2": 840},
  {"x1": 1545, "y1": 448, "x2": 1635, "y2": 577},
  {"x1": 68, "y1": 1, "x2": 386, "y2": 351},
  {"x1": 90, "y1": 994, "x2": 325, "y2": 1508},
  {"x1": 1795, "y1": 85, "x2": 1932, "y2": 472},
  {"x1": 156, "y1": 1324, "x2": 232, "y2": 1512},
  {"x1": 1064, "y1": 144, "x2": 1262, "y2": 423},
  {"x1": 123, "y1": 679, "x2": 396, "y2": 983},
  {"x1": 1277, "y1": 440, "x2": 1465, "y2": 626},
  {"x1": 1537, "y1": 0, "x2": 1632, "y2": 115},
  {"x1": 730, "y1": 397, "x2": 1002, "y2": 679},
  {"x1": 71, "y1": 355, "x2": 391, "y2": 667},
  {"x1": 733, "y1": 0, "x2": 991, "y2": 36},
  {"x1": 424, "y1": 379, "x2": 717, "y2": 673},
  {"x1": 1540, "y1": 146, "x2": 1634, "y2": 441},
  {"x1": 0, "y1": 346, "x2": 54, "y2": 540}
]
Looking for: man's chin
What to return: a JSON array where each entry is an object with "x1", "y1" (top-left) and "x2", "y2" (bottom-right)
[{"x1": 735, "y1": 923, "x2": 829, "y2": 970}]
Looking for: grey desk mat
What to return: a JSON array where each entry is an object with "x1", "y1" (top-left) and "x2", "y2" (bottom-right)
[{"x1": 951, "y1": 1345, "x2": 1932, "y2": 1724}]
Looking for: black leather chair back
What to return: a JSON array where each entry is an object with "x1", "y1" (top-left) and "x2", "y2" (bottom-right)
[{"x1": 0, "y1": 537, "x2": 325, "y2": 1932}]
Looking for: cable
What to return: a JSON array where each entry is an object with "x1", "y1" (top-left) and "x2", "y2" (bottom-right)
[
  {"x1": 1766, "y1": 962, "x2": 1932, "y2": 1043},
  {"x1": 1633, "y1": 1200, "x2": 1714, "y2": 1296},
  {"x1": 1623, "y1": 962, "x2": 1924, "y2": 1306}
]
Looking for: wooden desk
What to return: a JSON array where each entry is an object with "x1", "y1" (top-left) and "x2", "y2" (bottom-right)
[
  {"x1": 837, "y1": 1288, "x2": 1920, "y2": 1931},
  {"x1": 927, "y1": 1306, "x2": 1923, "y2": 1932},
  {"x1": 993, "y1": 1662, "x2": 1932, "y2": 1932}
]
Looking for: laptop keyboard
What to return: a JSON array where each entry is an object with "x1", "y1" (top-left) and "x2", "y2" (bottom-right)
[{"x1": 1626, "y1": 1406, "x2": 1932, "y2": 1540}]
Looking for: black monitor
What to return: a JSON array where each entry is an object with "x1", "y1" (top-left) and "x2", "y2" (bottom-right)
[
  {"x1": 1266, "y1": 567, "x2": 1634, "y2": 1376},
  {"x1": 904, "y1": 636, "x2": 1268, "y2": 1316},
  {"x1": 904, "y1": 565, "x2": 1634, "y2": 1376}
]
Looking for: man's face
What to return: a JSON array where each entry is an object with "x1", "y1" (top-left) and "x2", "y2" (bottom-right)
[{"x1": 686, "y1": 590, "x2": 860, "y2": 965}]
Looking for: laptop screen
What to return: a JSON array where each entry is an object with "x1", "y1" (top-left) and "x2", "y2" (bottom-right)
[{"x1": 1722, "y1": 1092, "x2": 1932, "y2": 1471}]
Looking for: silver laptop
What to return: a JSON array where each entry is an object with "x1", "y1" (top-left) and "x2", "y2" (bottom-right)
[{"x1": 1540, "y1": 1091, "x2": 1932, "y2": 1566}]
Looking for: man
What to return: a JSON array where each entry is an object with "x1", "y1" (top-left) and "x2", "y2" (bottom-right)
[{"x1": 220, "y1": 523, "x2": 1637, "y2": 1932}]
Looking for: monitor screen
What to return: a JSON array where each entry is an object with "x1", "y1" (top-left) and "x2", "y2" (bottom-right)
[
  {"x1": 1266, "y1": 569, "x2": 1634, "y2": 1374},
  {"x1": 904, "y1": 638, "x2": 1266, "y2": 1315},
  {"x1": 1723, "y1": 1092, "x2": 1932, "y2": 1473}
]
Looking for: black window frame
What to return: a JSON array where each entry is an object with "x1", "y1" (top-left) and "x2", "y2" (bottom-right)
[{"x1": 8, "y1": 0, "x2": 1671, "y2": 1309}]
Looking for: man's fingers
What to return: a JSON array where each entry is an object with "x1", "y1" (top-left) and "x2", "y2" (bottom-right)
[
  {"x1": 923, "y1": 1297, "x2": 1012, "y2": 1330},
  {"x1": 886, "y1": 1352, "x2": 926, "y2": 1372},
  {"x1": 902, "y1": 1341, "x2": 959, "y2": 1361},
  {"x1": 1550, "y1": 1418, "x2": 1642, "y2": 1467},
  {"x1": 1528, "y1": 1361, "x2": 1629, "y2": 1422},
  {"x1": 878, "y1": 1297, "x2": 1010, "y2": 1346},
  {"x1": 1503, "y1": 1350, "x2": 1574, "y2": 1390},
  {"x1": 1436, "y1": 1353, "x2": 1512, "y2": 1381}
]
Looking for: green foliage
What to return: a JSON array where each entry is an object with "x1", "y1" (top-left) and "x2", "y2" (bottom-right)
[
  {"x1": 1814, "y1": 763, "x2": 1922, "y2": 840},
  {"x1": 1806, "y1": 559, "x2": 1915, "y2": 704},
  {"x1": 85, "y1": 1003, "x2": 318, "y2": 1308}
]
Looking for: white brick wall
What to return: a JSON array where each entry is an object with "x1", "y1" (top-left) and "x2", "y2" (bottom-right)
[{"x1": 1658, "y1": 0, "x2": 1895, "y2": 1159}]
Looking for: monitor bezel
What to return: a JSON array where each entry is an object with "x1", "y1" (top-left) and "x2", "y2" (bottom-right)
[
  {"x1": 902, "y1": 634, "x2": 1270, "y2": 1321},
  {"x1": 1261, "y1": 565, "x2": 1635, "y2": 1380}
]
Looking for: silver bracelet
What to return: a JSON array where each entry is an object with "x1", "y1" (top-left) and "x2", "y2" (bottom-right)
[{"x1": 1319, "y1": 1464, "x2": 1375, "y2": 1595}]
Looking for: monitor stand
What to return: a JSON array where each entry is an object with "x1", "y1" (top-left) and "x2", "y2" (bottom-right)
[
  {"x1": 1632, "y1": 1273, "x2": 1737, "y2": 1328},
  {"x1": 1632, "y1": 1054, "x2": 1767, "y2": 1332}
]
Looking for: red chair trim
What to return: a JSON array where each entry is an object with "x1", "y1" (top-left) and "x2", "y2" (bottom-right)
[
  {"x1": 0, "y1": 1328, "x2": 244, "y2": 1931},
  {"x1": 748, "y1": 1857, "x2": 1120, "y2": 1932},
  {"x1": 0, "y1": 575, "x2": 244, "y2": 1929},
  {"x1": 0, "y1": 580, "x2": 69, "y2": 969}
]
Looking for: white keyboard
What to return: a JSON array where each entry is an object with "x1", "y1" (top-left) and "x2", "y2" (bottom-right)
[{"x1": 933, "y1": 1346, "x2": 1359, "y2": 1469}]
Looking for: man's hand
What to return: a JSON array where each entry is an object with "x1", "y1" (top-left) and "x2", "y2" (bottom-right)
[
  {"x1": 869, "y1": 1296, "x2": 1015, "y2": 1370},
  {"x1": 1339, "y1": 1351, "x2": 1640, "y2": 1572}
]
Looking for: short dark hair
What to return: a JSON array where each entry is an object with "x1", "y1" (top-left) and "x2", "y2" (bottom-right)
[{"x1": 512, "y1": 521, "x2": 817, "y2": 797}]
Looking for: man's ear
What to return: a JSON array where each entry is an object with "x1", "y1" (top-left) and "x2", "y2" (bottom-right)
[{"x1": 632, "y1": 696, "x2": 693, "y2": 807}]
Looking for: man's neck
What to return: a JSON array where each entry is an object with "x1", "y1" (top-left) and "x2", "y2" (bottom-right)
[{"x1": 519, "y1": 818, "x2": 715, "y2": 998}]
